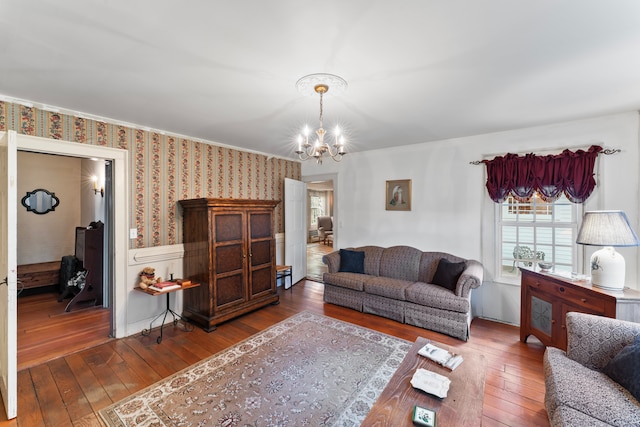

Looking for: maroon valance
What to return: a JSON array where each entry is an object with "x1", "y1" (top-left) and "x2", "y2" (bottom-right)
[{"x1": 481, "y1": 145, "x2": 603, "y2": 203}]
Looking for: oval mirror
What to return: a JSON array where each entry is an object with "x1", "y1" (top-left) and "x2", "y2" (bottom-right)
[{"x1": 21, "y1": 188, "x2": 60, "y2": 215}]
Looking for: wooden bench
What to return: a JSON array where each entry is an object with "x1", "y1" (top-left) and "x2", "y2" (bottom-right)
[
  {"x1": 276, "y1": 265, "x2": 293, "y2": 291},
  {"x1": 17, "y1": 261, "x2": 60, "y2": 290}
]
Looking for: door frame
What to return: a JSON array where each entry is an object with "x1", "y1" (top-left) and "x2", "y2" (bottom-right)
[
  {"x1": 17, "y1": 134, "x2": 129, "y2": 338},
  {"x1": 303, "y1": 173, "x2": 338, "y2": 247}
]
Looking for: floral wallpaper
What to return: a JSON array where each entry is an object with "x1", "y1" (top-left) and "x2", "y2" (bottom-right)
[{"x1": 0, "y1": 101, "x2": 301, "y2": 249}]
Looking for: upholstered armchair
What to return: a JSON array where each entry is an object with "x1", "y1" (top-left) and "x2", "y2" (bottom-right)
[{"x1": 317, "y1": 216, "x2": 333, "y2": 245}]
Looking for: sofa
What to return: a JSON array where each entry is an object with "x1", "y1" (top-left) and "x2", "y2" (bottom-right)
[
  {"x1": 322, "y1": 245, "x2": 483, "y2": 341},
  {"x1": 544, "y1": 312, "x2": 640, "y2": 426}
]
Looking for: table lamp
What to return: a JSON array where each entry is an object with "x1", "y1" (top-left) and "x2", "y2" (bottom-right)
[{"x1": 576, "y1": 210, "x2": 640, "y2": 291}]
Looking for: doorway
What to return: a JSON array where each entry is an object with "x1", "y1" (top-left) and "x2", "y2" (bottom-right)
[
  {"x1": 16, "y1": 151, "x2": 112, "y2": 369},
  {"x1": 305, "y1": 179, "x2": 335, "y2": 282}
]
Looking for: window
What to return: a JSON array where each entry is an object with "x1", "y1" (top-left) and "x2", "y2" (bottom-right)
[
  {"x1": 498, "y1": 193, "x2": 579, "y2": 280},
  {"x1": 309, "y1": 191, "x2": 325, "y2": 228}
]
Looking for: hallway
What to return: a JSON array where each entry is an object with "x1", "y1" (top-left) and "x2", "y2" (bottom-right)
[{"x1": 306, "y1": 242, "x2": 334, "y2": 282}]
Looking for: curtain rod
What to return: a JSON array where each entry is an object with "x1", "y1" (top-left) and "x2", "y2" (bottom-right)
[{"x1": 469, "y1": 147, "x2": 621, "y2": 165}]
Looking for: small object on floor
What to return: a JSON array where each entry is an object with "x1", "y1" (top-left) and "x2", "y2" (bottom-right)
[{"x1": 412, "y1": 405, "x2": 436, "y2": 427}]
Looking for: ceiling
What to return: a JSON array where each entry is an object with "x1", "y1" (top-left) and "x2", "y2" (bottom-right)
[{"x1": 2, "y1": 1, "x2": 640, "y2": 160}]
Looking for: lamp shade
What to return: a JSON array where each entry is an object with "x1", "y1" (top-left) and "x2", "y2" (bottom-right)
[
  {"x1": 576, "y1": 210, "x2": 640, "y2": 291},
  {"x1": 576, "y1": 211, "x2": 640, "y2": 247}
]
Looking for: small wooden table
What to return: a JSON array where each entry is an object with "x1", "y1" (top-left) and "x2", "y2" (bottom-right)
[
  {"x1": 362, "y1": 337, "x2": 487, "y2": 426},
  {"x1": 135, "y1": 281, "x2": 200, "y2": 343}
]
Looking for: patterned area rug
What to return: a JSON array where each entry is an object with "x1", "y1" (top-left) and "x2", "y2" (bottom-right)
[{"x1": 99, "y1": 311, "x2": 410, "y2": 426}]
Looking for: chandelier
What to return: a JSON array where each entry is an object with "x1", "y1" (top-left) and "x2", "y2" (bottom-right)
[{"x1": 295, "y1": 73, "x2": 348, "y2": 164}]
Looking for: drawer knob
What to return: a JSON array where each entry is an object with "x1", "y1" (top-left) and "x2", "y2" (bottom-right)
[
  {"x1": 581, "y1": 298, "x2": 587, "y2": 303},
  {"x1": 559, "y1": 287, "x2": 565, "y2": 293}
]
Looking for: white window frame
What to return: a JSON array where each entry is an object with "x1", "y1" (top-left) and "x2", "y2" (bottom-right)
[{"x1": 496, "y1": 194, "x2": 581, "y2": 284}]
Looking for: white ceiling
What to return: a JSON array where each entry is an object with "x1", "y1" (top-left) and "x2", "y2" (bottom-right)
[{"x1": 2, "y1": 1, "x2": 640, "y2": 159}]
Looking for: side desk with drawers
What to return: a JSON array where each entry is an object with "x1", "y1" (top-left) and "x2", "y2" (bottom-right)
[{"x1": 520, "y1": 268, "x2": 640, "y2": 351}]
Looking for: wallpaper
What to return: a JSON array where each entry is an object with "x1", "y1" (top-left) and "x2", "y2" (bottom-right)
[{"x1": 0, "y1": 101, "x2": 301, "y2": 249}]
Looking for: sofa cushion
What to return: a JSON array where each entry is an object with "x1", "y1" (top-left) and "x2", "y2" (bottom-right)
[
  {"x1": 603, "y1": 335, "x2": 640, "y2": 401},
  {"x1": 405, "y1": 282, "x2": 470, "y2": 313},
  {"x1": 379, "y1": 246, "x2": 422, "y2": 282},
  {"x1": 418, "y1": 252, "x2": 465, "y2": 284},
  {"x1": 544, "y1": 347, "x2": 640, "y2": 426},
  {"x1": 323, "y1": 272, "x2": 366, "y2": 292},
  {"x1": 339, "y1": 249, "x2": 365, "y2": 273},
  {"x1": 551, "y1": 406, "x2": 614, "y2": 427},
  {"x1": 431, "y1": 258, "x2": 466, "y2": 291},
  {"x1": 363, "y1": 276, "x2": 414, "y2": 300}
]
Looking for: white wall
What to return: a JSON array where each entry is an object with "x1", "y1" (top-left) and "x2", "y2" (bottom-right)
[{"x1": 302, "y1": 112, "x2": 640, "y2": 325}]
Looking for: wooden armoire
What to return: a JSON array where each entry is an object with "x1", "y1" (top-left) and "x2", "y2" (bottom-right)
[{"x1": 179, "y1": 198, "x2": 280, "y2": 331}]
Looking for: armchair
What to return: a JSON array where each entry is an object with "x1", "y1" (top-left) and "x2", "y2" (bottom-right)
[
  {"x1": 544, "y1": 312, "x2": 640, "y2": 426},
  {"x1": 317, "y1": 216, "x2": 333, "y2": 245}
]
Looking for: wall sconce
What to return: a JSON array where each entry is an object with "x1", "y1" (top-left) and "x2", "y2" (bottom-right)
[{"x1": 92, "y1": 175, "x2": 104, "y2": 197}]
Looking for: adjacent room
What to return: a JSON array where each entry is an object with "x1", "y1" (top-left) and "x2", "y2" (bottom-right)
[{"x1": 0, "y1": 1, "x2": 639, "y2": 426}]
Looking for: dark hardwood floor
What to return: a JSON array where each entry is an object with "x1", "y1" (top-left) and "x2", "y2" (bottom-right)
[
  {"x1": 17, "y1": 292, "x2": 112, "y2": 372},
  {"x1": 4, "y1": 280, "x2": 549, "y2": 426}
]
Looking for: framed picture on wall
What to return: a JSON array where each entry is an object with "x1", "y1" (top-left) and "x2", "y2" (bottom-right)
[{"x1": 386, "y1": 179, "x2": 411, "y2": 211}]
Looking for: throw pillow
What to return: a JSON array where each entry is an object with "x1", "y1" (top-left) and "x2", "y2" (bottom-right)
[
  {"x1": 339, "y1": 249, "x2": 365, "y2": 274},
  {"x1": 603, "y1": 335, "x2": 640, "y2": 401},
  {"x1": 431, "y1": 258, "x2": 466, "y2": 291}
]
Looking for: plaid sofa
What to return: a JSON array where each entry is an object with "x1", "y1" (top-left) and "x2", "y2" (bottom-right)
[
  {"x1": 544, "y1": 312, "x2": 640, "y2": 426},
  {"x1": 322, "y1": 245, "x2": 483, "y2": 341}
]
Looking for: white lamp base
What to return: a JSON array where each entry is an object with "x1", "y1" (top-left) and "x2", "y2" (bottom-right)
[{"x1": 590, "y1": 246, "x2": 626, "y2": 291}]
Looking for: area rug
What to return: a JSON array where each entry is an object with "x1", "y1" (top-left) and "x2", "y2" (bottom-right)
[{"x1": 99, "y1": 311, "x2": 411, "y2": 426}]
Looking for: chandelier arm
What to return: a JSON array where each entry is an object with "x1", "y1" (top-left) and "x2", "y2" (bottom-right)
[
  {"x1": 298, "y1": 151, "x2": 311, "y2": 161},
  {"x1": 325, "y1": 144, "x2": 339, "y2": 158}
]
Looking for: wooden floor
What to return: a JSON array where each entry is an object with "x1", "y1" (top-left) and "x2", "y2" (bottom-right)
[
  {"x1": 4, "y1": 281, "x2": 549, "y2": 426},
  {"x1": 306, "y1": 241, "x2": 334, "y2": 282},
  {"x1": 17, "y1": 292, "x2": 112, "y2": 372}
]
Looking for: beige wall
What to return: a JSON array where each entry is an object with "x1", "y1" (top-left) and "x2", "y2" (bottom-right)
[{"x1": 17, "y1": 152, "x2": 81, "y2": 264}]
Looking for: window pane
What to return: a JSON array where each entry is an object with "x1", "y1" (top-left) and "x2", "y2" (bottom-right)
[
  {"x1": 519, "y1": 227, "x2": 534, "y2": 243},
  {"x1": 555, "y1": 204, "x2": 573, "y2": 222},
  {"x1": 499, "y1": 192, "x2": 578, "y2": 281},
  {"x1": 536, "y1": 228, "x2": 553, "y2": 245}
]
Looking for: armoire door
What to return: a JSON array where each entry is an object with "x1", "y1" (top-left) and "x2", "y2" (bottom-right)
[
  {"x1": 213, "y1": 211, "x2": 247, "y2": 310},
  {"x1": 248, "y1": 210, "x2": 275, "y2": 299}
]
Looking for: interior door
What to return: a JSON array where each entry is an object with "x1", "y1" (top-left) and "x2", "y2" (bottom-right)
[
  {"x1": 284, "y1": 178, "x2": 307, "y2": 284},
  {"x1": 0, "y1": 130, "x2": 18, "y2": 419}
]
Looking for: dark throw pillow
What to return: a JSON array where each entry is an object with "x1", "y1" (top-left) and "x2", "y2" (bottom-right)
[
  {"x1": 431, "y1": 258, "x2": 466, "y2": 291},
  {"x1": 339, "y1": 249, "x2": 365, "y2": 274},
  {"x1": 603, "y1": 335, "x2": 640, "y2": 401}
]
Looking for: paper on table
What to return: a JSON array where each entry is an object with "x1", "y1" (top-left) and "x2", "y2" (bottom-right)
[
  {"x1": 410, "y1": 368, "x2": 451, "y2": 398},
  {"x1": 418, "y1": 343, "x2": 464, "y2": 371}
]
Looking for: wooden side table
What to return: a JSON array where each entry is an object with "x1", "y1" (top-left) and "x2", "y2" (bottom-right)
[
  {"x1": 520, "y1": 268, "x2": 640, "y2": 350},
  {"x1": 135, "y1": 281, "x2": 200, "y2": 343}
]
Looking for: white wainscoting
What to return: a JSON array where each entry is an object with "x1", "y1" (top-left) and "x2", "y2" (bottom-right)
[{"x1": 125, "y1": 235, "x2": 286, "y2": 337}]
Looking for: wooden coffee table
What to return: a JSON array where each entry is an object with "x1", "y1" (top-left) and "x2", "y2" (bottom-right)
[{"x1": 362, "y1": 337, "x2": 487, "y2": 426}]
